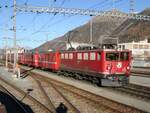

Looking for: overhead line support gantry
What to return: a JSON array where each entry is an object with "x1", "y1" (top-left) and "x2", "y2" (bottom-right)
[{"x1": 16, "y1": 5, "x2": 150, "y2": 21}]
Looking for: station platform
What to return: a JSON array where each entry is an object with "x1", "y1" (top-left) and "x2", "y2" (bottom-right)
[
  {"x1": 0, "y1": 67, "x2": 46, "y2": 113},
  {"x1": 0, "y1": 66, "x2": 150, "y2": 112}
]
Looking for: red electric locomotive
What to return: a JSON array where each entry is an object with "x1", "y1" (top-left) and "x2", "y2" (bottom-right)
[{"x1": 59, "y1": 49, "x2": 131, "y2": 86}]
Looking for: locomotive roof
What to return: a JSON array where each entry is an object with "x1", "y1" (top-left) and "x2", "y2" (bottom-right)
[
  {"x1": 22, "y1": 49, "x2": 130, "y2": 54},
  {"x1": 60, "y1": 49, "x2": 130, "y2": 52}
]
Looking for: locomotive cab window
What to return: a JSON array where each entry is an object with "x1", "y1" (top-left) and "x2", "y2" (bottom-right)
[
  {"x1": 90, "y1": 52, "x2": 96, "y2": 60},
  {"x1": 120, "y1": 52, "x2": 129, "y2": 60},
  {"x1": 106, "y1": 52, "x2": 129, "y2": 61},
  {"x1": 106, "y1": 53, "x2": 119, "y2": 61}
]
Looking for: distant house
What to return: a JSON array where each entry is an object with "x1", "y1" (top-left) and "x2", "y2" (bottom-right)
[
  {"x1": 118, "y1": 39, "x2": 150, "y2": 67},
  {"x1": 6, "y1": 48, "x2": 26, "y2": 54}
]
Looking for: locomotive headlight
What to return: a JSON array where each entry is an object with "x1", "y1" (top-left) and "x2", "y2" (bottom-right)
[
  {"x1": 107, "y1": 65, "x2": 111, "y2": 70},
  {"x1": 107, "y1": 66, "x2": 111, "y2": 70},
  {"x1": 126, "y1": 66, "x2": 130, "y2": 70}
]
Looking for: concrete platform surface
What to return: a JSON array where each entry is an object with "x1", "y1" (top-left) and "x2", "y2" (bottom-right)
[
  {"x1": 0, "y1": 67, "x2": 51, "y2": 113},
  {"x1": 130, "y1": 75, "x2": 150, "y2": 87},
  {"x1": 0, "y1": 67, "x2": 34, "y2": 91},
  {"x1": 0, "y1": 66, "x2": 150, "y2": 112}
]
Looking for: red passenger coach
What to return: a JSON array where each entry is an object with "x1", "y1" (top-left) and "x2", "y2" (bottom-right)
[
  {"x1": 24, "y1": 53, "x2": 33, "y2": 66},
  {"x1": 60, "y1": 49, "x2": 131, "y2": 86},
  {"x1": 35, "y1": 51, "x2": 60, "y2": 71},
  {"x1": 33, "y1": 52, "x2": 39, "y2": 67},
  {"x1": 18, "y1": 53, "x2": 25, "y2": 64}
]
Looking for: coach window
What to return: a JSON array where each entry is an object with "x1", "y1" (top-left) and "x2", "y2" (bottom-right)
[
  {"x1": 90, "y1": 52, "x2": 96, "y2": 60},
  {"x1": 69, "y1": 53, "x2": 73, "y2": 59},
  {"x1": 65, "y1": 53, "x2": 68, "y2": 59},
  {"x1": 61, "y1": 53, "x2": 64, "y2": 59},
  {"x1": 97, "y1": 52, "x2": 101, "y2": 61},
  {"x1": 53, "y1": 56, "x2": 56, "y2": 61},
  {"x1": 77, "y1": 53, "x2": 82, "y2": 60},
  {"x1": 39, "y1": 55, "x2": 41, "y2": 61},
  {"x1": 83, "y1": 53, "x2": 88, "y2": 60}
]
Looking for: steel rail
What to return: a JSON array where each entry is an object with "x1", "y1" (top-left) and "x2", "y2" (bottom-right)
[
  {"x1": 31, "y1": 75, "x2": 56, "y2": 113},
  {"x1": 31, "y1": 73, "x2": 144, "y2": 113},
  {"x1": 31, "y1": 74, "x2": 81, "y2": 113},
  {"x1": 0, "y1": 76, "x2": 52, "y2": 113}
]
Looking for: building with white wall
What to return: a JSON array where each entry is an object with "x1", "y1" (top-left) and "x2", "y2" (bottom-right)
[{"x1": 118, "y1": 39, "x2": 150, "y2": 67}]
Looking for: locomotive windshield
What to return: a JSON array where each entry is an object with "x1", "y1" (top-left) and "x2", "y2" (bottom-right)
[{"x1": 106, "y1": 52, "x2": 129, "y2": 61}]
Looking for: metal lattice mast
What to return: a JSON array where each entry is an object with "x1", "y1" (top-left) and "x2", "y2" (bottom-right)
[
  {"x1": 130, "y1": 0, "x2": 135, "y2": 14},
  {"x1": 13, "y1": 0, "x2": 17, "y2": 73},
  {"x1": 90, "y1": 19, "x2": 93, "y2": 43},
  {"x1": 16, "y1": 5, "x2": 150, "y2": 21}
]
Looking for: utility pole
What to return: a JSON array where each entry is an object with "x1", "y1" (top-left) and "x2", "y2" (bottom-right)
[
  {"x1": 90, "y1": 18, "x2": 93, "y2": 44},
  {"x1": 6, "y1": 40, "x2": 8, "y2": 69},
  {"x1": 13, "y1": 0, "x2": 17, "y2": 73},
  {"x1": 9, "y1": 49, "x2": 12, "y2": 64},
  {"x1": 112, "y1": 0, "x2": 116, "y2": 10},
  {"x1": 4, "y1": 37, "x2": 8, "y2": 69}
]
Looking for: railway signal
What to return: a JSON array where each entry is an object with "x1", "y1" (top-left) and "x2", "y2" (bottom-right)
[{"x1": 13, "y1": 0, "x2": 17, "y2": 73}]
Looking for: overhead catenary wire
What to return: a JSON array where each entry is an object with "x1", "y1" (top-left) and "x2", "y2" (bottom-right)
[
  {"x1": 28, "y1": 0, "x2": 115, "y2": 36},
  {"x1": 89, "y1": 0, "x2": 110, "y2": 9},
  {"x1": 24, "y1": 0, "x2": 28, "y2": 5},
  {"x1": 13, "y1": 0, "x2": 150, "y2": 49},
  {"x1": 29, "y1": 0, "x2": 67, "y2": 36},
  {"x1": 13, "y1": 0, "x2": 134, "y2": 46},
  {"x1": 12, "y1": 0, "x2": 109, "y2": 37}
]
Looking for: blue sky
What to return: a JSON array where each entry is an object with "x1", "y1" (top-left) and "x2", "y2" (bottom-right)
[{"x1": 0, "y1": 0, "x2": 150, "y2": 49}]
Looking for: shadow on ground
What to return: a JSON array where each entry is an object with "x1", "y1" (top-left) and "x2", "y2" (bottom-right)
[{"x1": 0, "y1": 91, "x2": 33, "y2": 113}]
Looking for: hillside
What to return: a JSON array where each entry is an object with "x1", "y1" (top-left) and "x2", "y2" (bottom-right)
[
  {"x1": 36, "y1": 8, "x2": 150, "y2": 51},
  {"x1": 113, "y1": 8, "x2": 150, "y2": 43}
]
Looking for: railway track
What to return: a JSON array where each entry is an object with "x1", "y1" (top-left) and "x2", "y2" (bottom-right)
[
  {"x1": 0, "y1": 76, "x2": 52, "y2": 113},
  {"x1": 22, "y1": 69, "x2": 144, "y2": 113},
  {"x1": 131, "y1": 69, "x2": 150, "y2": 78},
  {"x1": 0, "y1": 84, "x2": 29, "y2": 113},
  {"x1": 30, "y1": 74, "x2": 80, "y2": 113},
  {"x1": 2, "y1": 62, "x2": 150, "y2": 112},
  {"x1": 111, "y1": 84, "x2": 150, "y2": 100}
]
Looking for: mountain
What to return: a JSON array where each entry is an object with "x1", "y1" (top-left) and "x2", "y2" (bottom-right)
[
  {"x1": 114, "y1": 8, "x2": 150, "y2": 43},
  {"x1": 36, "y1": 8, "x2": 150, "y2": 51}
]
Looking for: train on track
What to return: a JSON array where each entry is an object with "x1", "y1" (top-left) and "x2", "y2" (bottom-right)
[{"x1": 16, "y1": 47, "x2": 132, "y2": 86}]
